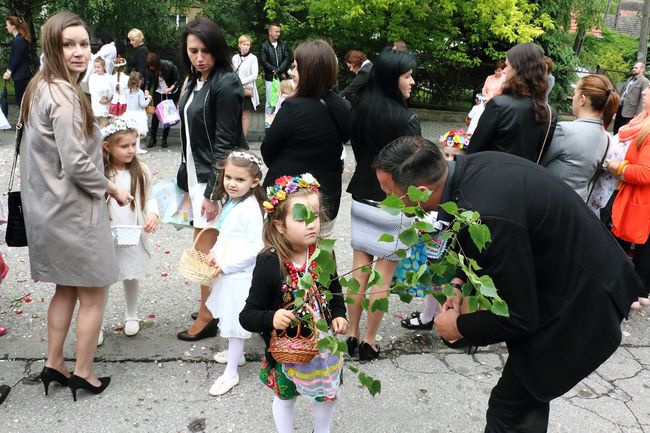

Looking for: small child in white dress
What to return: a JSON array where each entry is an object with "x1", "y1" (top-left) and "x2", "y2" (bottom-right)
[
  {"x1": 122, "y1": 71, "x2": 151, "y2": 153},
  {"x1": 88, "y1": 57, "x2": 113, "y2": 119},
  {"x1": 205, "y1": 151, "x2": 265, "y2": 396},
  {"x1": 102, "y1": 118, "x2": 159, "y2": 337},
  {"x1": 109, "y1": 56, "x2": 129, "y2": 117}
]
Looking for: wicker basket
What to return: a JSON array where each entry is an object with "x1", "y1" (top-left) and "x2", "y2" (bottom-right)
[
  {"x1": 145, "y1": 101, "x2": 156, "y2": 116},
  {"x1": 269, "y1": 315, "x2": 318, "y2": 364},
  {"x1": 178, "y1": 227, "x2": 220, "y2": 286}
]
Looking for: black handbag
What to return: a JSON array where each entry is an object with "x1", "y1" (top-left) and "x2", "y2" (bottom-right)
[
  {"x1": 6, "y1": 118, "x2": 27, "y2": 247},
  {"x1": 600, "y1": 189, "x2": 619, "y2": 226},
  {"x1": 177, "y1": 150, "x2": 188, "y2": 192}
]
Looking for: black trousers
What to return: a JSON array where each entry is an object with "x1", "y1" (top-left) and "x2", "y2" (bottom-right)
[
  {"x1": 485, "y1": 361, "x2": 550, "y2": 433},
  {"x1": 616, "y1": 236, "x2": 650, "y2": 297},
  {"x1": 13, "y1": 76, "x2": 30, "y2": 108},
  {"x1": 150, "y1": 92, "x2": 178, "y2": 140},
  {"x1": 613, "y1": 105, "x2": 632, "y2": 135}
]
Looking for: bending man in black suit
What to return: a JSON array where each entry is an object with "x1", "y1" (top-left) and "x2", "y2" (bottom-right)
[{"x1": 374, "y1": 136, "x2": 642, "y2": 433}]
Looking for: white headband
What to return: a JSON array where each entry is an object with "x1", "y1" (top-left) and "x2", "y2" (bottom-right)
[
  {"x1": 228, "y1": 151, "x2": 264, "y2": 169},
  {"x1": 101, "y1": 118, "x2": 138, "y2": 139}
]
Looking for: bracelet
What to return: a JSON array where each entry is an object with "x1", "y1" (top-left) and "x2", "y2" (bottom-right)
[{"x1": 617, "y1": 160, "x2": 629, "y2": 177}]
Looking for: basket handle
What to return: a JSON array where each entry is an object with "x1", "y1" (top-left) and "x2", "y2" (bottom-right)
[
  {"x1": 191, "y1": 227, "x2": 217, "y2": 251},
  {"x1": 276, "y1": 300, "x2": 316, "y2": 337}
]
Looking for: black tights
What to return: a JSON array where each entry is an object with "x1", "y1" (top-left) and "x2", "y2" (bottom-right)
[{"x1": 616, "y1": 236, "x2": 650, "y2": 297}]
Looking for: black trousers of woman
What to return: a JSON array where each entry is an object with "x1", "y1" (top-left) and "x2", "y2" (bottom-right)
[
  {"x1": 149, "y1": 92, "x2": 177, "y2": 146},
  {"x1": 616, "y1": 236, "x2": 650, "y2": 297},
  {"x1": 13, "y1": 77, "x2": 30, "y2": 109}
]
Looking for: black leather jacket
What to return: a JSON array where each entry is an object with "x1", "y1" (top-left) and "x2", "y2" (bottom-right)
[
  {"x1": 260, "y1": 39, "x2": 292, "y2": 81},
  {"x1": 178, "y1": 70, "x2": 247, "y2": 200}
]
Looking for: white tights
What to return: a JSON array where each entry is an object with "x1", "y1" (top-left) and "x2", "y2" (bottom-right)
[
  {"x1": 122, "y1": 279, "x2": 139, "y2": 321},
  {"x1": 408, "y1": 294, "x2": 440, "y2": 325},
  {"x1": 224, "y1": 337, "x2": 244, "y2": 378},
  {"x1": 271, "y1": 396, "x2": 336, "y2": 433}
]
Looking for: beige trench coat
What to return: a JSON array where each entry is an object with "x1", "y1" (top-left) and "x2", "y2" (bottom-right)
[{"x1": 20, "y1": 79, "x2": 118, "y2": 287}]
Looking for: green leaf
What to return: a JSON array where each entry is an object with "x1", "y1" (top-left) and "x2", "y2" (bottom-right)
[
  {"x1": 468, "y1": 223, "x2": 491, "y2": 252},
  {"x1": 317, "y1": 338, "x2": 331, "y2": 350},
  {"x1": 439, "y1": 201, "x2": 458, "y2": 215},
  {"x1": 442, "y1": 283, "x2": 457, "y2": 297},
  {"x1": 361, "y1": 298, "x2": 370, "y2": 311},
  {"x1": 370, "y1": 298, "x2": 389, "y2": 312},
  {"x1": 316, "y1": 270, "x2": 331, "y2": 288},
  {"x1": 299, "y1": 273, "x2": 313, "y2": 290},
  {"x1": 403, "y1": 206, "x2": 418, "y2": 216},
  {"x1": 461, "y1": 282, "x2": 474, "y2": 297},
  {"x1": 414, "y1": 221, "x2": 435, "y2": 232},
  {"x1": 467, "y1": 296, "x2": 479, "y2": 312},
  {"x1": 491, "y1": 298, "x2": 510, "y2": 317},
  {"x1": 367, "y1": 270, "x2": 382, "y2": 288},
  {"x1": 398, "y1": 227, "x2": 419, "y2": 247},
  {"x1": 478, "y1": 275, "x2": 497, "y2": 298},
  {"x1": 344, "y1": 297, "x2": 356, "y2": 304},
  {"x1": 339, "y1": 277, "x2": 360, "y2": 294},
  {"x1": 378, "y1": 233, "x2": 395, "y2": 243},
  {"x1": 378, "y1": 194, "x2": 405, "y2": 216},
  {"x1": 398, "y1": 292, "x2": 414, "y2": 303},
  {"x1": 324, "y1": 290, "x2": 333, "y2": 301},
  {"x1": 347, "y1": 364, "x2": 359, "y2": 373},
  {"x1": 432, "y1": 292, "x2": 448, "y2": 306},
  {"x1": 319, "y1": 238, "x2": 336, "y2": 252},
  {"x1": 478, "y1": 295, "x2": 492, "y2": 310},
  {"x1": 452, "y1": 221, "x2": 461, "y2": 232},
  {"x1": 292, "y1": 203, "x2": 315, "y2": 224},
  {"x1": 315, "y1": 319, "x2": 329, "y2": 332},
  {"x1": 395, "y1": 249, "x2": 407, "y2": 259},
  {"x1": 407, "y1": 185, "x2": 426, "y2": 202},
  {"x1": 294, "y1": 297, "x2": 304, "y2": 308}
]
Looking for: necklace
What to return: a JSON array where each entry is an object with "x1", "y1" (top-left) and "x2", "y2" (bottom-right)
[{"x1": 283, "y1": 244, "x2": 317, "y2": 290}]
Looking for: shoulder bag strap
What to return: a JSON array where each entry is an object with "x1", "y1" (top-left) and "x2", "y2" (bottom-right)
[
  {"x1": 7, "y1": 116, "x2": 24, "y2": 193},
  {"x1": 586, "y1": 133, "x2": 611, "y2": 202},
  {"x1": 536, "y1": 104, "x2": 552, "y2": 164}
]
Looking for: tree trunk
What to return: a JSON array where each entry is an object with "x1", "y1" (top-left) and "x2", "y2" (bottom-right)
[
  {"x1": 605, "y1": 0, "x2": 612, "y2": 22},
  {"x1": 573, "y1": 28, "x2": 587, "y2": 56},
  {"x1": 639, "y1": 0, "x2": 650, "y2": 62},
  {"x1": 615, "y1": 0, "x2": 622, "y2": 29}
]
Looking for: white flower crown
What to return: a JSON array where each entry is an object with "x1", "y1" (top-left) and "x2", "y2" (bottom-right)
[
  {"x1": 228, "y1": 151, "x2": 264, "y2": 169},
  {"x1": 100, "y1": 118, "x2": 138, "y2": 139}
]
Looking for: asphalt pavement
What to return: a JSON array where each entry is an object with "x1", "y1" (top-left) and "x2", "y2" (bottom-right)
[{"x1": 0, "y1": 115, "x2": 649, "y2": 433}]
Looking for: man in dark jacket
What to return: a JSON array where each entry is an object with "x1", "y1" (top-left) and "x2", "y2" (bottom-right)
[
  {"x1": 374, "y1": 136, "x2": 642, "y2": 433},
  {"x1": 260, "y1": 23, "x2": 292, "y2": 128}
]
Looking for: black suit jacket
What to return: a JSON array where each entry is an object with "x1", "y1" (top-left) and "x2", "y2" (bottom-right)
[
  {"x1": 450, "y1": 152, "x2": 641, "y2": 401},
  {"x1": 340, "y1": 61, "x2": 372, "y2": 99},
  {"x1": 467, "y1": 94, "x2": 557, "y2": 162}
]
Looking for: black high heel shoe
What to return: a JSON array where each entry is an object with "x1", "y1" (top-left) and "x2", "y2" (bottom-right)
[
  {"x1": 346, "y1": 336, "x2": 359, "y2": 357},
  {"x1": 40, "y1": 367, "x2": 69, "y2": 395},
  {"x1": 177, "y1": 318, "x2": 218, "y2": 342},
  {"x1": 358, "y1": 341, "x2": 380, "y2": 361},
  {"x1": 68, "y1": 374, "x2": 111, "y2": 402}
]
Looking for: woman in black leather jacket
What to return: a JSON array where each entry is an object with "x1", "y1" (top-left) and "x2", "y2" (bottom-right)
[
  {"x1": 176, "y1": 17, "x2": 246, "y2": 341},
  {"x1": 467, "y1": 43, "x2": 556, "y2": 162},
  {"x1": 145, "y1": 52, "x2": 180, "y2": 148}
]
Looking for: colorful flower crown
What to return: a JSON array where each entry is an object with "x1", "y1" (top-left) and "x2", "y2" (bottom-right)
[
  {"x1": 439, "y1": 129, "x2": 470, "y2": 150},
  {"x1": 101, "y1": 118, "x2": 138, "y2": 139},
  {"x1": 228, "y1": 151, "x2": 263, "y2": 169},
  {"x1": 262, "y1": 173, "x2": 320, "y2": 217}
]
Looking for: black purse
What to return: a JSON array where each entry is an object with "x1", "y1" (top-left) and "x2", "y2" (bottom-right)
[
  {"x1": 177, "y1": 160, "x2": 188, "y2": 192},
  {"x1": 6, "y1": 119, "x2": 27, "y2": 247}
]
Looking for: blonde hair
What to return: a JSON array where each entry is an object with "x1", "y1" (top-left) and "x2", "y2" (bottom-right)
[
  {"x1": 128, "y1": 71, "x2": 143, "y2": 92},
  {"x1": 262, "y1": 189, "x2": 322, "y2": 264},
  {"x1": 127, "y1": 28, "x2": 144, "y2": 45},
  {"x1": 21, "y1": 12, "x2": 94, "y2": 138},
  {"x1": 238, "y1": 34, "x2": 252, "y2": 44},
  {"x1": 279, "y1": 79, "x2": 295, "y2": 96},
  {"x1": 94, "y1": 56, "x2": 106, "y2": 72}
]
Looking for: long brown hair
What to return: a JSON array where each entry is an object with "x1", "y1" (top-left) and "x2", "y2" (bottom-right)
[
  {"x1": 7, "y1": 16, "x2": 31, "y2": 42},
  {"x1": 292, "y1": 40, "x2": 337, "y2": 99},
  {"x1": 262, "y1": 189, "x2": 322, "y2": 264},
  {"x1": 502, "y1": 43, "x2": 549, "y2": 124},
  {"x1": 212, "y1": 153, "x2": 266, "y2": 210},
  {"x1": 101, "y1": 125, "x2": 147, "y2": 212},
  {"x1": 21, "y1": 12, "x2": 94, "y2": 138},
  {"x1": 576, "y1": 74, "x2": 620, "y2": 130}
]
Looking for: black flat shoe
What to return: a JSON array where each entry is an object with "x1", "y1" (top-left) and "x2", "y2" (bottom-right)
[
  {"x1": 358, "y1": 341, "x2": 380, "y2": 361},
  {"x1": 177, "y1": 319, "x2": 218, "y2": 341},
  {"x1": 401, "y1": 316, "x2": 434, "y2": 330},
  {"x1": 147, "y1": 138, "x2": 157, "y2": 148},
  {"x1": 346, "y1": 336, "x2": 359, "y2": 357},
  {"x1": 191, "y1": 312, "x2": 199, "y2": 321},
  {"x1": 68, "y1": 374, "x2": 110, "y2": 402},
  {"x1": 409, "y1": 311, "x2": 421, "y2": 319},
  {"x1": 41, "y1": 367, "x2": 69, "y2": 395},
  {"x1": 441, "y1": 337, "x2": 470, "y2": 349}
]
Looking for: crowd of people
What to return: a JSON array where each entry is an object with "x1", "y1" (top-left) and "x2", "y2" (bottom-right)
[{"x1": 1, "y1": 9, "x2": 649, "y2": 433}]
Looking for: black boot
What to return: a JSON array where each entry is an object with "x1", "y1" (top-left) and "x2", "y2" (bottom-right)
[
  {"x1": 147, "y1": 137, "x2": 157, "y2": 148},
  {"x1": 161, "y1": 138, "x2": 168, "y2": 148}
]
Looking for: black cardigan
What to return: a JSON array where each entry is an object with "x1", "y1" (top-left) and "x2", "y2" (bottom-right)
[
  {"x1": 127, "y1": 44, "x2": 149, "y2": 89},
  {"x1": 466, "y1": 94, "x2": 557, "y2": 162},
  {"x1": 448, "y1": 152, "x2": 641, "y2": 401},
  {"x1": 146, "y1": 60, "x2": 179, "y2": 96},
  {"x1": 8, "y1": 34, "x2": 31, "y2": 81},
  {"x1": 239, "y1": 249, "x2": 347, "y2": 366},
  {"x1": 261, "y1": 92, "x2": 351, "y2": 220}
]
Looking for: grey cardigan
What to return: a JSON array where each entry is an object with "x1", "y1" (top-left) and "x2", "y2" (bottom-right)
[{"x1": 540, "y1": 118, "x2": 609, "y2": 202}]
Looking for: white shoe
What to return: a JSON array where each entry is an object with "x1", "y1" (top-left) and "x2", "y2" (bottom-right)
[
  {"x1": 213, "y1": 350, "x2": 246, "y2": 366},
  {"x1": 124, "y1": 320, "x2": 140, "y2": 336},
  {"x1": 97, "y1": 327, "x2": 105, "y2": 346},
  {"x1": 137, "y1": 147, "x2": 148, "y2": 154},
  {"x1": 209, "y1": 373, "x2": 239, "y2": 396}
]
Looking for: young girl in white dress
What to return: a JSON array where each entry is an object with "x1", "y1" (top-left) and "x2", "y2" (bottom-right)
[
  {"x1": 122, "y1": 71, "x2": 151, "y2": 153},
  {"x1": 88, "y1": 57, "x2": 113, "y2": 119},
  {"x1": 102, "y1": 118, "x2": 159, "y2": 337},
  {"x1": 204, "y1": 151, "x2": 266, "y2": 396}
]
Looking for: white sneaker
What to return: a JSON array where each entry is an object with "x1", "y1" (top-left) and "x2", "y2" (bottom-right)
[
  {"x1": 97, "y1": 327, "x2": 105, "y2": 346},
  {"x1": 124, "y1": 320, "x2": 140, "y2": 336},
  {"x1": 209, "y1": 373, "x2": 239, "y2": 396},
  {"x1": 213, "y1": 350, "x2": 246, "y2": 366},
  {"x1": 137, "y1": 147, "x2": 148, "y2": 154}
]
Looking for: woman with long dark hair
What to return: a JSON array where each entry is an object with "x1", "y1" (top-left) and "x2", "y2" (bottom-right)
[
  {"x1": 346, "y1": 48, "x2": 419, "y2": 361},
  {"x1": 145, "y1": 52, "x2": 179, "y2": 148},
  {"x1": 261, "y1": 39, "x2": 350, "y2": 236},
  {"x1": 4, "y1": 15, "x2": 33, "y2": 112},
  {"x1": 467, "y1": 43, "x2": 556, "y2": 162},
  {"x1": 176, "y1": 17, "x2": 246, "y2": 341}
]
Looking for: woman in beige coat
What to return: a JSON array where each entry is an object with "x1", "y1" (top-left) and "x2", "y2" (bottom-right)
[{"x1": 20, "y1": 12, "x2": 131, "y2": 401}]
